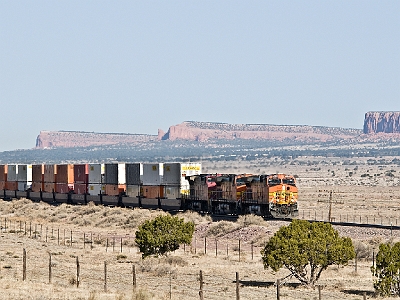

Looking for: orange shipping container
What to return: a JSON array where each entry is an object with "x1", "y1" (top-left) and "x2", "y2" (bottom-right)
[
  {"x1": 43, "y1": 182, "x2": 55, "y2": 193},
  {"x1": 142, "y1": 185, "x2": 164, "y2": 199},
  {"x1": 104, "y1": 184, "x2": 119, "y2": 196},
  {"x1": 56, "y1": 164, "x2": 74, "y2": 184},
  {"x1": 6, "y1": 181, "x2": 18, "y2": 191},
  {"x1": 31, "y1": 182, "x2": 43, "y2": 192}
]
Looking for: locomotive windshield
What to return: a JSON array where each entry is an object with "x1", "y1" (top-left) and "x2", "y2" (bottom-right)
[
  {"x1": 268, "y1": 178, "x2": 281, "y2": 186},
  {"x1": 282, "y1": 178, "x2": 296, "y2": 186}
]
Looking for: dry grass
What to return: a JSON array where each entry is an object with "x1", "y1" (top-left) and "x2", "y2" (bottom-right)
[{"x1": 1, "y1": 157, "x2": 400, "y2": 298}]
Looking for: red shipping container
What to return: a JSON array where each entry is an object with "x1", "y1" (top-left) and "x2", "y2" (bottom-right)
[
  {"x1": 43, "y1": 182, "x2": 55, "y2": 193},
  {"x1": 0, "y1": 165, "x2": 6, "y2": 181},
  {"x1": 104, "y1": 184, "x2": 119, "y2": 196},
  {"x1": 6, "y1": 181, "x2": 18, "y2": 191},
  {"x1": 142, "y1": 185, "x2": 164, "y2": 198},
  {"x1": 74, "y1": 183, "x2": 87, "y2": 195},
  {"x1": 43, "y1": 164, "x2": 56, "y2": 183},
  {"x1": 31, "y1": 182, "x2": 43, "y2": 192},
  {"x1": 74, "y1": 164, "x2": 88, "y2": 183},
  {"x1": 32, "y1": 165, "x2": 43, "y2": 182},
  {"x1": 55, "y1": 183, "x2": 69, "y2": 194},
  {"x1": 0, "y1": 181, "x2": 5, "y2": 190},
  {"x1": 56, "y1": 164, "x2": 74, "y2": 184}
]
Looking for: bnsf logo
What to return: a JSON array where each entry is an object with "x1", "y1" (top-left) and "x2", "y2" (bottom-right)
[{"x1": 181, "y1": 166, "x2": 201, "y2": 171}]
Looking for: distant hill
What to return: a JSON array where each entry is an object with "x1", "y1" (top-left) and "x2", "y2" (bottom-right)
[
  {"x1": 158, "y1": 121, "x2": 361, "y2": 142},
  {"x1": 35, "y1": 113, "x2": 400, "y2": 150},
  {"x1": 36, "y1": 131, "x2": 157, "y2": 149}
]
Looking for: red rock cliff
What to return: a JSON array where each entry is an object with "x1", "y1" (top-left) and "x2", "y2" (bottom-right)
[
  {"x1": 159, "y1": 121, "x2": 361, "y2": 142},
  {"x1": 363, "y1": 112, "x2": 400, "y2": 134}
]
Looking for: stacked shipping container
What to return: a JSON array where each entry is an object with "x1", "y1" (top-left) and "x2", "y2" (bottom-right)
[
  {"x1": 17, "y1": 164, "x2": 32, "y2": 191},
  {"x1": 0, "y1": 165, "x2": 6, "y2": 190},
  {"x1": 31, "y1": 165, "x2": 43, "y2": 192},
  {"x1": 125, "y1": 163, "x2": 141, "y2": 198},
  {"x1": 56, "y1": 164, "x2": 74, "y2": 194},
  {"x1": 6, "y1": 165, "x2": 17, "y2": 191},
  {"x1": 74, "y1": 164, "x2": 88, "y2": 194}
]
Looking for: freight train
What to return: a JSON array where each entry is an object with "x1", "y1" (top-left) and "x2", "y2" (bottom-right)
[{"x1": 0, "y1": 162, "x2": 298, "y2": 218}]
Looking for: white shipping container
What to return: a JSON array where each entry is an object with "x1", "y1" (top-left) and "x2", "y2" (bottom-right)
[
  {"x1": 162, "y1": 163, "x2": 201, "y2": 185},
  {"x1": 164, "y1": 186, "x2": 181, "y2": 199},
  {"x1": 88, "y1": 184, "x2": 104, "y2": 195},
  {"x1": 118, "y1": 163, "x2": 126, "y2": 185},
  {"x1": 7, "y1": 165, "x2": 18, "y2": 182},
  {"x1": 17, "y1": 164, "x2": 32, "y2": 183},
  {"x1": 142, "y1": 163, "x2": 162, "y2": 185},
  {"x1": 180, "y1": 163, "x2": 202, "y2": 176},
  {"x1": 126, "y1": 185, "x2": 141, "y2": 198},
  {"x1": 88, "y1": 164, "x2": 104, "y2": 184}
]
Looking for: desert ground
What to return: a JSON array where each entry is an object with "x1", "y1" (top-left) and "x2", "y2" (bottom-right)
[{"x1": 1, "y1": 156, "x2": 400, "y2": 299}]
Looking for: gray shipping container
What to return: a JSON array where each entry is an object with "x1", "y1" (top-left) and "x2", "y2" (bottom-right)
[
  {"x1": 125, "y1": 163, "x2": 142, "y2": 185},
  {"x1": 104, "y1": 163, "x2": 118, "y2": 184},
  {"x1": 126, "y1": 184, "x2": 141, "y2": 198},
  {"x1": 142, "y1": 163, "x2": 162, "y2": 185},
  {"x1": 162, "y1": 163, "x2": 181, "y2": 185},
  {"x1": 88, "y1": 164, "x2": 103, "y2": 184},
  {"x1": 7, "y1": 165, "x2": 18, "y2": 182},
  {"x1": 17, "y1": 164, "x2": 32, "y2": 182}
]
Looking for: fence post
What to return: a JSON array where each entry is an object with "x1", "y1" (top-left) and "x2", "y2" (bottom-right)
[
  {"x1": 121, "y1": 237, "x2": 123, "y2": 253},
  {"x1": 363, "y1": 292, "x2": 366, "y2": 300},
  {"x1": 132, "y1": 264, "x2": 136, "y2": 289},
  {"x1": 194, "y1": 236, "x2": 197, "y2": 254},
  {"x1": 199, "y1": 270, "x2": 204, "y2": 300},
  {"x1": 238, "y1": 240, "x2": 241, "y2": 262},
  {"x1": 70, "y1": 230, "x2": 73, "y2": 247},
  {"x1": 204, "y1": 237, "x2": 207, "y2": 255},
  {"x1": 276, "y1": 279, "x2": 280, "y2": 300},
  {"x1": 318, "y1": 285, "x2": 322, "y2": 300},
  {"x1": 84, "y1": 233, "x2": 86, "y2": 249},
  {"x1": 236, "y1": 272, "x2": 240, "y2": 300},
  {"x1": 113, "y1": 237, "x2": 115, "y2": 252},
  {"x1": 106, "y1": 238, "x2": 108, "y2": 252},
  {"x1": 23, "y1": 248, "x2": 26, "y2": 281},
  {"x1": 29, "y1": 222, "x2": 32, "y2": 237},
  {"x1": 104, "y1": 261, "x2": 107, "y2": 292},
  {"x1": 215, "y1": 239, "x2": 217, "y2": 257},
  {"x1": 355, "y1": 254, "x2": 358, "y2": 272},
  {"x1": 34, "y1": 224, "x2": 37, "y2": 239},
  {"x1": 24, "y1": 221, "x2": 26, "y2": 235},
  {"x1": 251, "y1": 242, "x2": 254, "y2": 260},
  {"x1": 227, "y1": 242, "x2": 229, "y2": 257},
  {"x1": 76, "y1": 256, "x2": 80, "y2": 288},
  {"x1": 49, "y1": 253, "x2": 52, "y2": 284}
]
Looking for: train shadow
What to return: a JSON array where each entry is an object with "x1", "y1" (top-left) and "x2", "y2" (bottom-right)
[{"x1": 341, "y1": 289, "x2": 375, "y2": 296}]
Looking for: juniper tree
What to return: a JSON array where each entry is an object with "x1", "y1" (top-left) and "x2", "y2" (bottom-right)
[
  {"x1": 135, "y1": 215, "x2": 194, "y2": 258},
  {"x1": 261, "y1": 219, "x2": 355, "y2": 286}
]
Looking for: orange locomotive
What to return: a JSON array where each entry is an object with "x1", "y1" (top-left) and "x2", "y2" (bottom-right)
[{"x1": 185, "y1": 173, "x2": 299, "y2": 218}]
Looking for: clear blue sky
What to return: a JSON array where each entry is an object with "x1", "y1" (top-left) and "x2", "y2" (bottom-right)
[{"x1": 1, "y1": 1, "x2": 399, "y2": 151}]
